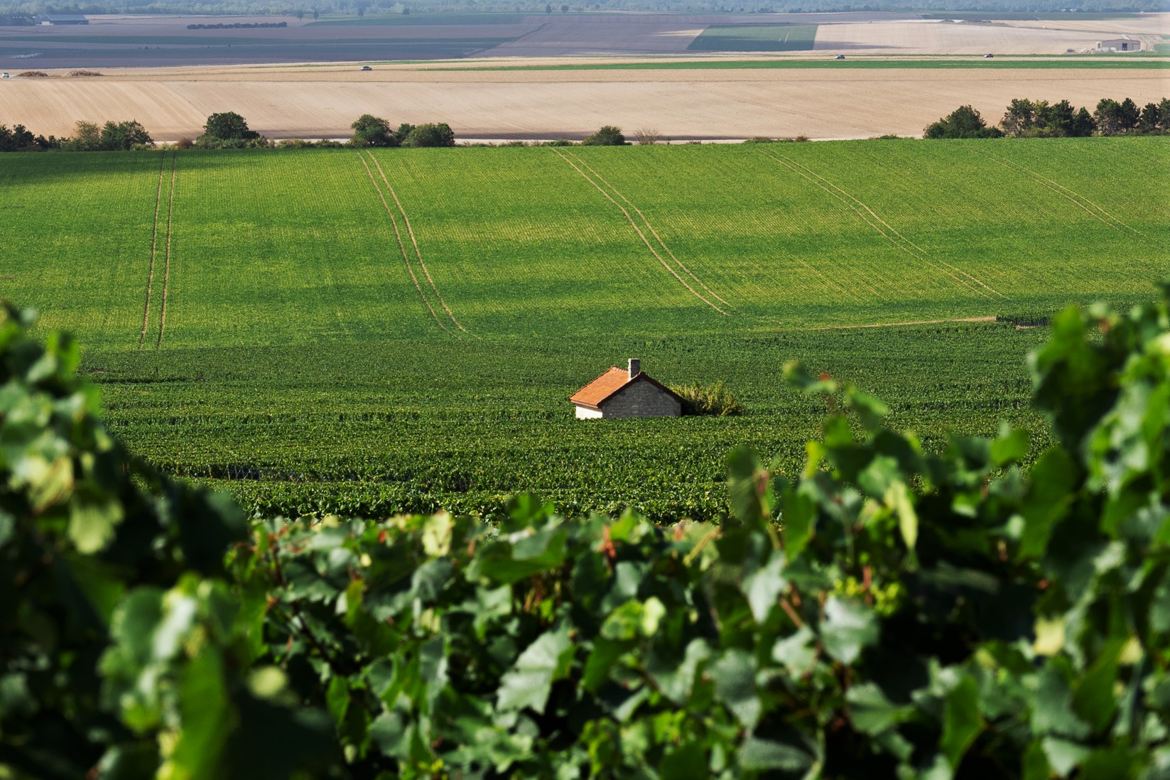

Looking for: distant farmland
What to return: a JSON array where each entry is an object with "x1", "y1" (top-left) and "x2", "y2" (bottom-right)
[
  {"x1": 1, "y1": 11, "x2": 1164, "y2": 68},
  {"x1": 2, "y1": 138, "x2": 1167, "y2": 519},
  {"x1": 3, "y1": 61, "x2": 1165, "y2": 141},
  {"x1": 688, "y1": 23, "x2": 818, "y2": 51}
]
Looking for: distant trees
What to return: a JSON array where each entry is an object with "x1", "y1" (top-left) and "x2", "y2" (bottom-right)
[
  {"x1": 925, "y1": 96, "x2": 1169, "y2": 139},
  {"x1": 63, "y1": 119, "x2": 152, "y2": 151},
  {"x1": 582, "y1": 125, "x2": 627, "y2": 145},
  {"x1": 1, "y1": 119, "x2": 148, "y2": 152},
  {"x1": 1000, "y1": 98, "x2": 1094, "y2": 137},
  {"x1": 196, "y1": 112, "x2": 267, "y2": 148},
  {"x1": 0, "y1": 124, "x2": 58, "y2": 152},
  {"x1": 92, "y1": 119, "x2": 152, "y2": 150},
  {"x1": 923, "y1": 106, "x2": 1003, "y2": 139},
  {"x1": 186, "y1": 20, "x2": 287, "y2": 28},
  {"x1": 397, "y1": 122, "x2": 456, "y2": 147},
  {"x1": 348, "y1": 117, "x2": 456, "y2": 148},
  {"x1": 350, "y1": 114, "x2": 398, "y2": 147}
]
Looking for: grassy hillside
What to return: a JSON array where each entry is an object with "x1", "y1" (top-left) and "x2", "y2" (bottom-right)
[{"x1": 1, "y1": 138, "x2": 1166, "y2": 518}]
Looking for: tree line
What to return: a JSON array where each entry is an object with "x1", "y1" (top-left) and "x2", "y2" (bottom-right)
[
  {"x1": 0, "y1": 111, "x2": 460, "y2": 152},
  {"x1": 0, "y1": 119, "x2": 150, "y2": 152},
  {"x1": 185, "y1": 20, "x2": 288, "y2": 28},
  {"x1": 0, "y1": 113, "x2": 637, "y2": 153},
  {"x1": 925, "y1": 96, "x2": 1170, "y2": 139}
]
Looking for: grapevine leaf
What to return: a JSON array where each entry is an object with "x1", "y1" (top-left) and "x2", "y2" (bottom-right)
[{"x1": 496, "y1": 626, "x2": 573, "y2": 714}]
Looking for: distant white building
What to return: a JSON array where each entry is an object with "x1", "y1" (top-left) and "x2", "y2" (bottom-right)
[
  {"x1": 1096, "y1": 37, "x2": 1142, "y2": 52},
  {"x1": 570, "y1": 359, "x2": 682, "y2": 420}
]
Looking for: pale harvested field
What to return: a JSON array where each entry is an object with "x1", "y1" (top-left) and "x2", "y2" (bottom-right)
[
  {"x1": 2, "y1": 63, "x2": 1166, "y2": 141},
  {"x1": 1000, "y1": 15, "x2": 1170, "y2": 37},
  {"x1": 812, "y1": 20, "x2": 1130, "y2": 55}
]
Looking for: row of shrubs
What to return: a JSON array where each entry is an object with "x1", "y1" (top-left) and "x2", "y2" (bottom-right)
[
  {"x1": 0, "y1": 111, "x2": 462, "y2": 152},
  {"x1": 0, "y1": 112, "x2": 643, "y2": 152},
  {"x1": 671, "y1": 380, "x2": 745, "y2": 416},
  {"x1": 925, "y1": 95, "x2": 1170, "y2": 138}
]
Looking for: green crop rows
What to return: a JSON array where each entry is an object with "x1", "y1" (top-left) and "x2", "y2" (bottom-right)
[{"x1": 1, "y1": 138, "x2": 1166, "y2": 519}]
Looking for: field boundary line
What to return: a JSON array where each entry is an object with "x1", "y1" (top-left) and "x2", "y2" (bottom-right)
[
  {"x1": 138, "y1": 153, "x2": 167, "y2": 347},
  {"x1": 760, "y1": 151, "x2": 1005, "y2": 300},
  {"x1": 357, "y1": 153, "x2": 449, "y2": 333},
  {"x1": 366, "y1": 152, "x2": 470, "y2": 334},
  {"x1": 551, "y1": 147, "x2": 729, "y2": 316},
  {"x1": 800, "y1": 315, "x2": 997, "y2": 332},
  {"x1": 986, "y1": 153, "x2": 1145, "y2": 238},
  {"x1": 155, "y1": 152, "x2": 177, "y2": 348},
  {"x1": 563, "y1": 150, "x2": 732, "y2": 308}
]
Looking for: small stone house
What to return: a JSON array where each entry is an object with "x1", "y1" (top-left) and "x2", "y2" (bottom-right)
[{"x1": 570, "y1": 359, "x2": 682, "y2": 420}]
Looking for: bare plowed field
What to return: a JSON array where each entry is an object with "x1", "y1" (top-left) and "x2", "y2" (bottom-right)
[{"x1": 2, "y1": 63, "x2": 1166, "y2": 141}]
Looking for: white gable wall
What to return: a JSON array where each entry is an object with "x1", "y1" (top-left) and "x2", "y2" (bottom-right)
[{"x1": 575, "y1": 404, "x2": 604, "y2": 419}]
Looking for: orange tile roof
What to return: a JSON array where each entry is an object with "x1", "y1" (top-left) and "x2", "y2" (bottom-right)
[{"x1": 570, "y1": 366, "x2": 631, "y2": 409}]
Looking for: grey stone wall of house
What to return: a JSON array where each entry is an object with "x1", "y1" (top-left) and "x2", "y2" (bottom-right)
[{"x1": 599, "y1": 379, "x2": 681, "y2": 419}]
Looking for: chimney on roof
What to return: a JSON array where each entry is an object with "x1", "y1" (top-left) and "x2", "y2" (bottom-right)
[{"x1": 628, "y1": 358, "x2": 640, "y2": 379}]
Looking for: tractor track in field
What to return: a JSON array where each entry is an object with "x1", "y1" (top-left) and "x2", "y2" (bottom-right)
[
  {"x1": 138, "y1": 153, "x2": 167, "y2": 347},
  {"x1": 760, "y1": 151, "x2": 1006, "y2": 301},
  {"x1": 562, "y1": 150, "x2": 732, "y2": 308},
  {"x1": 358, "y1": 153, "x2": 449, "y2": 333},
  {"x1": 365, "y1": 152, "x2": 470, "y2": 335},
  {"x1": 986, "y1": 154, "x2": 1146, "y2": 238},
  {"x1": 155, "y1": 152, "x2": 177, "y2": 348},
  {"x1": 756, "y1": 152, "x2": 911, "y2": 301},
  {"x1": 551, "y1": 147, "x2": 729, "y2": 316}
]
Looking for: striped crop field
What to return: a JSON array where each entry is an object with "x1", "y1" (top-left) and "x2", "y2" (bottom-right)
[
  {"x1": 2, "y1": 137, "x2": 1167, "y2": 519},
  {"x1": 687, "y1": 24, "x2": 820, "y2": 52}
]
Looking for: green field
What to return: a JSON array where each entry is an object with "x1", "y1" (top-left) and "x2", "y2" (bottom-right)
[
  {"x1": 688, "y1": 23, "x2": 819, "y2": 52},
  {"x1": 2, "y1": 138, "x2": 1167, "y2": 519}
]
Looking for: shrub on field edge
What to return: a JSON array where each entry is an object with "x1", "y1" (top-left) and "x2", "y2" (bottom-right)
[
  {"x1": 924, "y1": 105, "x2": 1004, "y2": 139},
  {"x1": 671, "y1": 380, "x2": 744, "y2": 416},
  {"x1": 633, "y1": 128, "x2": 661, "y2": 145},
  {"x1": 582, "y1": 125, "x2": 627, "y2": 145},
  {"x1": 195, "y1": 111, "x2": 269, "y2": 149},
  {"x1": 398, "y1": 122, "x2": 456, "y2": 147},
  {"x1": 4, "y1": 285, "x2": 1170, "y2": 777},
  {"x1": 350, "y1": 113, "x2": 399, "y2": 147}
]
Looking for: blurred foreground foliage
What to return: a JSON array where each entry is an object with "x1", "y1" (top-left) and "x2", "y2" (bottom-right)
[{"x1": 2, "y1": 286, "x2": 1169, "y2": 778}]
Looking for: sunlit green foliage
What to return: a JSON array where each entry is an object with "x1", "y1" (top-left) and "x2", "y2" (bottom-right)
[
  {"x1": 671, "y1": 380, "x2": 744, "y2": 416},
  {"x1": 5, "y1": 286, "x2": 1170, "y2": 776},
  {"x1": 0, "y1": 305, "x2": 333, "y2": 779}
]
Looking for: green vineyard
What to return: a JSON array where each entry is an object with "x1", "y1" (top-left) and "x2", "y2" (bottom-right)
[{"x1": 2, "y1": 138, "x2": 1167, "y2": 518}]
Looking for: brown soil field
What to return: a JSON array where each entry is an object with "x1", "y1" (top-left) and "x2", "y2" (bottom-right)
[
  {"x1": 0, "y1": 12, "x2": 907, "y2": 69},
  {"x1": 3, "y1": 12, "x2": 1163, "y2": 69},
  {"x1": 1, "y1": 61, "x2": 1166, "y2": 141}
]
